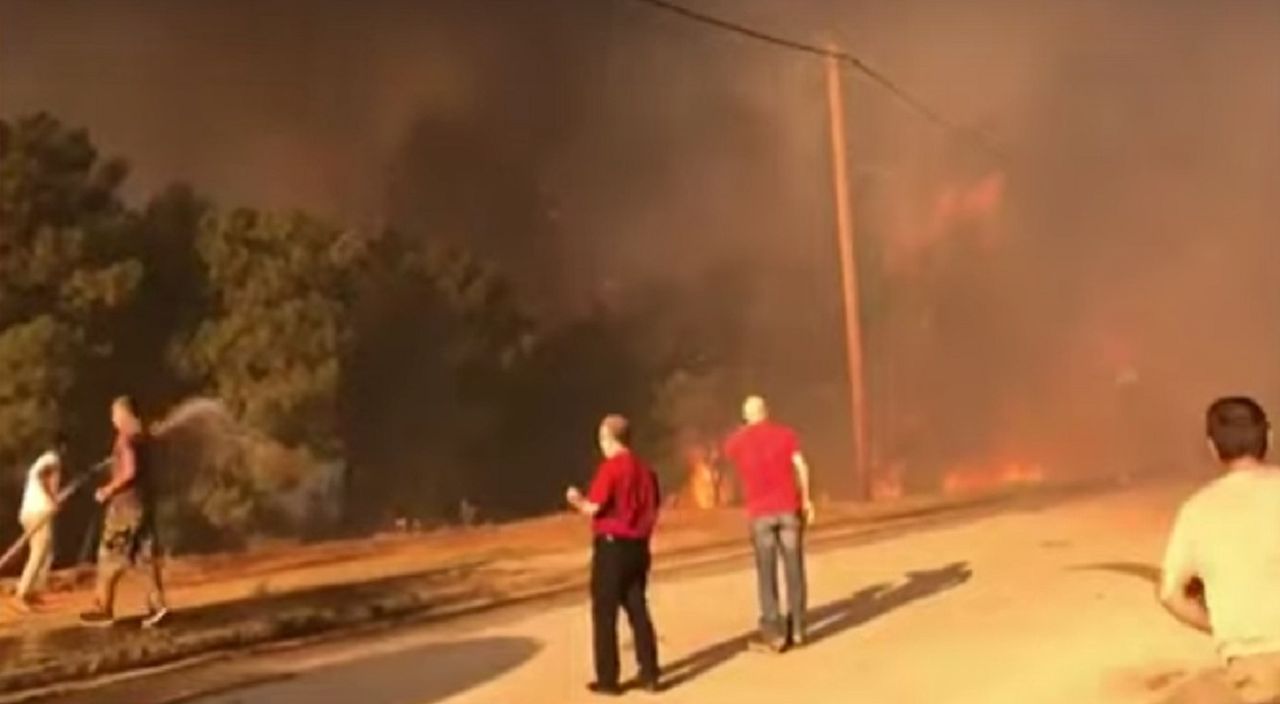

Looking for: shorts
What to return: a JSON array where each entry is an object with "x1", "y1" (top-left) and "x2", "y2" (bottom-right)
[{"x1": 99, "y1": 508, "x2": 157, "y2": 566}]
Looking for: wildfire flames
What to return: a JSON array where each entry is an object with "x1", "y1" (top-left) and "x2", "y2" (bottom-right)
[
  {"x1": 870, "y1": 463, "x2": 906, "y2": 501},
  {"x1": 941, "y1": 461, "x2": 1047, "y2": 495},
  {"x1": 932, "y1": 172, "x2": 1006, "y2": 229},
  {"x1": 675, "y1": 442, "x2": 732, "y2": 509},
  {"x1": 886, "y1": 170, "x2": 1007, "y2": 273}
]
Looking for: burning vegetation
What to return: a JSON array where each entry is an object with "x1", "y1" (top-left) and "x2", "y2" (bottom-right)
[
  {"x1": 941, "y1": 461, "x2": 1048, "y2": 496},
  {"x1": 1, "y1": 0, "x2": 1277, "y2": 542}
]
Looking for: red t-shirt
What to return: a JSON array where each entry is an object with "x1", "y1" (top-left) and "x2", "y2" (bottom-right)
[
  {"x1": 587, "y1": 451, "x2": 660, "y2": 539},
  {"x1": 725, "y1": 421, "x2": 802, "y2": 518}
]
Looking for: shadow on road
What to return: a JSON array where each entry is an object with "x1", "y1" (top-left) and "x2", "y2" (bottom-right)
[
  {"x1": 1154, "y1": 667, "x2": 1241, "y2": 704},
  {"x1": 808, "y1": 561, "x2": 973, "y2": 645},
  {"x1": 184, "y1": 636, "x2": 540, "y2": 704},
  {"x1": 1069, "y1": 561, "x2": 1161, "y2": 586},
  {"x1": 660, "y1": 561, "x2": 972, "y2": 689}
]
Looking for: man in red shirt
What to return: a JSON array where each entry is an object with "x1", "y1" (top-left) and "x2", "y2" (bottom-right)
[
  {"x1": 724, "y1": 395, "x2": 815, "y2": 652},
  {"x1": 566, "y1": 414, "x2": 661, "y2": 696}
]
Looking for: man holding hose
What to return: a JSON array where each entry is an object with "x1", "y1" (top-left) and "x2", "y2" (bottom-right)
[{"x1": 80, "y1": 395, "x2": 169, "y2": 627}]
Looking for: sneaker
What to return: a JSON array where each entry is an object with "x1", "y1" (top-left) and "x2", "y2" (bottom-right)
[
  {"x1": 637, "y1": 676, "x2": 663, "y2": 694},
  {"x1": 9, "y1": 597, "x2": 34, "y2": 614},
  {"x1": 586, "y1": 682, "x2": 623, "y2": 697},
  {"x1": 790, "y1": 631, "x2": 808, "y2": 649},
  {"x1": 747, "y1": 634, "x2": 785, "y2": 653},
  {"x1": 142, "y1": 606, "x2": 170, "y2": 629},
  {"x1": 79, "y1": 609, "x2": 115, "y2": 627}
]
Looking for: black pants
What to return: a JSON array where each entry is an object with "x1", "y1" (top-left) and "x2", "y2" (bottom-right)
[{"x1": 591, "y1": 535, "x2": 659, "y2": 686}]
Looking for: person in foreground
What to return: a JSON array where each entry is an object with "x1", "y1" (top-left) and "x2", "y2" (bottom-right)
[
  {"x1": 1160, "y1": 396, "x2": 1280, "y2": 703},
  {"x1": 11, "y1": 436, "x2": 65, "y2": 613},
  {"x1": 80, "y1": 395, "x2": 169, "y2": 628},
  {"x1": 566, "y1": 414, "x2": 662, "y2": 696},
  {"x1": 724, "y1": 395, "x2": 815, "y2": 652}
]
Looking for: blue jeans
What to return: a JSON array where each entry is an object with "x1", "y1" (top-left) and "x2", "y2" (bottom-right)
[{"x1": 750, "y1": 512, "x2": 807, "y2": 642}]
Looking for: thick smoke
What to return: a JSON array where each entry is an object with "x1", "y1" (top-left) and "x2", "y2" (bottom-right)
[{"x1": 2, "y1": 0, "x2": 1277, "y2": 492}]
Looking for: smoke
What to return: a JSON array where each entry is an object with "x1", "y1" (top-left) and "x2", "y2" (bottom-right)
[
  {"x1": 815, "y1": 0, "x2": 1280, "y2": 479},
  {"x1": 2, "y1": 0, "x2": 1278, "y2": 491}
]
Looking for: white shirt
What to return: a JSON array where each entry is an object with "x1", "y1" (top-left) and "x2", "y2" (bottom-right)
[
  {"x1": 1161, "y1": 467, "x2": 1280, "y2": 659},
  {"x1": 18, "y1": 451, "x2": 60, "y2": 523}
]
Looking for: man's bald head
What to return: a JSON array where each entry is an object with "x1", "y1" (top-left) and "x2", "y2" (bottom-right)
[
  {"x1": 598, "y1": 414, "x2": 631, "y2": 458},
  {"x1": 743, "y1": 395, "x2": 769, "y2": 424},
  {"x1": 600, "y1": 414, "x2": 631, "y2": 445},
  {"x1": 112, "y1": 394, "x2": 143, "y2": 434}
]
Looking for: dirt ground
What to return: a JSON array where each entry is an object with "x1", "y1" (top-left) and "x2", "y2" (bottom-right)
[
  {"x1": 0, "y1": 488, "x2": 1048, "y2": 699},
  {"x1": 28, "y1": 476, "x2": 1225, "y2": 704},
  {"x1": 0, "y1": 493, "x2": 998, "y2": 634}
]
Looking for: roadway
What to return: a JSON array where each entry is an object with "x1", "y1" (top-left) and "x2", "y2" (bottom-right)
[{"x1": 38, "y1": 476, "x2": 1223, "y2": 704}]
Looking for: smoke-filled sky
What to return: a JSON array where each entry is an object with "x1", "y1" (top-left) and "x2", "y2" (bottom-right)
[{"x1": 3, "y1": 0, "x2": 1278, "y2": 486}]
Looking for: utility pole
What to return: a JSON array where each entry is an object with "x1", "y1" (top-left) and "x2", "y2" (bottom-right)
[{"x1": 824, "y1": 49, "x2": 871, "y2": 500}]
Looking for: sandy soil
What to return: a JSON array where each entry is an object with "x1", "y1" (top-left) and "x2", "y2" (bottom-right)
[
  {"x1": 0, "y1": 494, "x2": 998, "y2": 634},
  {"x1": 35, "y1": 477, "x2": 1222, "y2": 704}
]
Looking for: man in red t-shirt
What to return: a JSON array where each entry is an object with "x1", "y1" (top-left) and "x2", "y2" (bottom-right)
[
  {"x1": 724, "y1": 395, "x2": 815, "y2": 652},
  {"x1": 566, "y1": 414, "x2": 661, "y2": 696}
]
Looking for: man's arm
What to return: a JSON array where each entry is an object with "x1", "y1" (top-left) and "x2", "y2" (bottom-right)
[
  {"x1": 1160, "y1": 580, "x2": 1211, "y2": 633},
  {"x1": 566, "y1": 486, "x2": 602, "y2": 516},
  {"x1": 567, "y1": 463, "x2": 614, "y2": 517},
  {"x1": 792, "y1": 451, "x2": 815, "y2": 523},
  {"x1": 96, "y1": 442, "x2": 135, "y2": 503},
  {"x1": 1158, "y1": 506, "x2": 1212, "y2": 633},
  {"x1": 37, "y1": 455, "x2": 60, "y2": 505}
]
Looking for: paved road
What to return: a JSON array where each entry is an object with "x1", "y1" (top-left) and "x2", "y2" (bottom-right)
[{"x1": 40, "y1": 477, "x2": 1226, "y2": 704}]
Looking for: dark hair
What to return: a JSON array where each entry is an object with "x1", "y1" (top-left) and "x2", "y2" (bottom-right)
[
  {"x1": 601, "y1": 414, "x2": 632, "y2": 446},
  {"x1": 1206, "y1": 396, "x2": 1270, "y2": 462}
]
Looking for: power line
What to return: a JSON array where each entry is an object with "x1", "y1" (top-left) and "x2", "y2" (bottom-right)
[{"x1": 622, "y1": 0, "x2": 1007, "y2": 160}]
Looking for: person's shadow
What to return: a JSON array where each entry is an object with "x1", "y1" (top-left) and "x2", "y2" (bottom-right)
[
  {"x1": 1068, "y1": 562, "x2": 1160, "y2": 586},
  {"x1": 660, "y1": 561, "x2": 973, "y2": 689}
]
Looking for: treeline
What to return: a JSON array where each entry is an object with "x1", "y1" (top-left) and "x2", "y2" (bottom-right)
[{"x1": 0, "y1": 113, "x2": 740, "y2": 555}]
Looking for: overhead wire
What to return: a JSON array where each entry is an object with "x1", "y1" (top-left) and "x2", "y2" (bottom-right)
[{"x1": 622, "y1": 0, "x2": 1008, "y2": 160}]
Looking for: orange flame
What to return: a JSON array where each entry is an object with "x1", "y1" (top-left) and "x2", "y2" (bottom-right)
[
  {"x1": 679, "y1": 442, "x2": 724, "y2": 509},
  {"x1": 941, "y1": 460, "x2": 1046, "y2": 495},
  {"x1": 930, "y1": 171, "x2": 1005, "y2": 241},
  {"x1": 871, "y1": 462, "x2": 906, "y2": 501},
  {"x1": 887, "y1": 171, "x2": 1007, "y2": 274}
]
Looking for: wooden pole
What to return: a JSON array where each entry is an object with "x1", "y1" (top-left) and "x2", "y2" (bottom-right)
[{"x1": 824, "y1": 49, "x2": 871, "y2": 500}]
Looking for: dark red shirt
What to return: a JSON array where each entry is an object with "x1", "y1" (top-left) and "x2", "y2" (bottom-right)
[
  {"x1": 725, "y1": 421, "x2": 801, "y2": 518},
  {"x1": 586, "y1": 450, "x2": 660, "y2": 539},
  {"x1": 107, "y1": 431, "x2": 153, "y2": 517}
]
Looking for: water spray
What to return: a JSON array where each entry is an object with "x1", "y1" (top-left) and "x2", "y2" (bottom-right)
[{"x1": 0, "y1": 397, "x2": 251, "y2": 577}]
